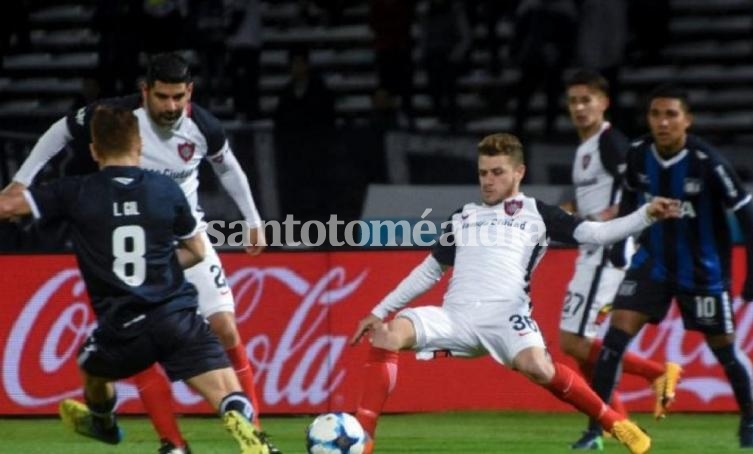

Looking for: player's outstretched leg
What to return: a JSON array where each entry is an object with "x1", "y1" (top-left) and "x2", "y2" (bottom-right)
[
  {"x1": 543, "y1": 362, "x2": 650, "y2": 453},
  {"x1": 651, "y1": 362, "x2": 683, "y2": 420},
  {"x1": 355, "y1": 346, "x2": 399, "y2": 451},
  {"x1": 59, "y1": 398, "x2": 123, "y2": 445},
  {"x1": 223, "y1": 410, "x2": 270, "y2": 454}
]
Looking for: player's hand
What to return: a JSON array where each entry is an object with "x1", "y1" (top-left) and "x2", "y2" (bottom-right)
[
  {"x1": 244, "y1": 226, "x2": 267, "y2": 256},
  {"x1": 2, "y1": 182, "x2": 25, "y2": 196},
  {"x1": 1, "y1": 182, "x2": 27, "y2": 222},
  {"x1": 350, "y1": 314, "x2": 382, "y2": 346},
  {"x1": 559, "y1": 200, "x2": 576, "y2": 215},
  {"x1": 646, "y1": 197, "x2": 681, "y2": 220}
]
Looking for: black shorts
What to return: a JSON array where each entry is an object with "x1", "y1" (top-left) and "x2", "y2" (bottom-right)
[
  {"x1": 78, "y1": 308, "x2": 231, "y2": 381},
  {"x1": 613, "y1": 262, "x2": 735, "y2": 335}
]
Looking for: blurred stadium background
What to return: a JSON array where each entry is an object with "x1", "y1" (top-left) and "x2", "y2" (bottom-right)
[
  {"x1": 2, "y1": 3, "x2": 753, "y2": 449},
  {"x1": 1, "y1": 0, "x2": 752, "y2": 250}
]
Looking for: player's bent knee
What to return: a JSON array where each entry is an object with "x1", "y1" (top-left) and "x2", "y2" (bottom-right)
[
  {"x1": 513, "y1": 348, "x2": 555, "y2": 384},
  {"x1": 372, "y1": 318, "x2": 415, "y2": 351}
]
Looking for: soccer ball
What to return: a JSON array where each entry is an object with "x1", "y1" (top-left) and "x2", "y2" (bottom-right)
[{"x1": 306, "y1": 412, "x2": 368, "y2": 454}]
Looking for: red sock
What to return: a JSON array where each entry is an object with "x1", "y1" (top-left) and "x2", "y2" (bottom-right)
[
  {"x1": 132, "y1": 365, "x2": 186, "y2": 447},
  {"x1": 226, "y1": 343, "x2": 262, "y2": 427},
  {"x1": 588, "y1": 339, "x2": 664, "y2": 382},
  {"x1": 609, "y1": 391, "x2": 628, "y2": 417},
  {"x1": 578, "y1": 361, "x2": 627, "y2": 417},
  {"x1": 545, "y1": 361, "x2": 622, "y2": 431},
  {"x1": 356, "y1": 347, "x2": 399, "y2": 440}
]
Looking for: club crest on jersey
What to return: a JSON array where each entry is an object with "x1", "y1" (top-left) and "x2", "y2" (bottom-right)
[
  {"x1": 684, "y1": 178, "x2": 702, "y2": 195},
  {"x1": 504, "y1": 200, "x2": 522, "y2": 216},
  {"x1": 177, "y1": 142, "x2": 196, "y2": 162},
  {"x1": 582, "y1": 154, "x2": 591, "y2": 169}
]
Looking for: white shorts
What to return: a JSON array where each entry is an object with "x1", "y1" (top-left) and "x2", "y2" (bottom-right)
[
  {"x1": 398, "y1": 299, "x2": 546, "y2": 367},
  {"x1": 183, "y1": 232, "x2": 235, "y2": 318},
  {"x1": 559, "y1": 263, "x2": 625, "y2": 338}
]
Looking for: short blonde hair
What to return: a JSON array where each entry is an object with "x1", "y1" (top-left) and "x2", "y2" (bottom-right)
[{"x1": 477, "y1": 133, "x2": 524, "y2": 166}]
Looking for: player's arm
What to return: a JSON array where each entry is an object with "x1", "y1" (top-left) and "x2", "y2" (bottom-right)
[
  {"x1": 538, "y1": 198, "x2": 680, "y2": 246},
  {"x1": 573, "y1": 198, "x2": 680, "y2": 244},
  {"x1": 176, "y1": 233, "x2": 206, "y2": 269},
  {"x1": 207, "y1": 145, "x2": 266, "y2": 255},
  {"x1": 734, "y1": 200, "x2": 753, "y2": 300},
  {"x1": 0, "y1": 192, "x2": 32, "y2": 219},
  {"x1": 6, "y1": 181, "x2": 72, "y2": 223},
  {"x1": 711, "y1": 155, "x2": 753, "y2": 300},
  {"x1": 4, "y1": 117, "x2": 74, "y2": 192},
  {"x1": 350, "y1": 216, "x2": 456, "y2": 346},
  {"x1": 171, "y1": 177, "x2": 204, "y2": 268},
  {"x1": 349, "y1": 254, "x2": 447, "y2": 346}
]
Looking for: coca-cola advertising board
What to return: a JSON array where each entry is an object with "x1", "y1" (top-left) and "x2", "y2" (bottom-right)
[{"x1": 0, "y1": 249, "x2": 750, "y2": 415}]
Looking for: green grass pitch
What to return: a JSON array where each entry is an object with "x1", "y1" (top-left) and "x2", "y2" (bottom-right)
[{"x1": 0, "y1": 411, "x2": 742, "y2": 453}]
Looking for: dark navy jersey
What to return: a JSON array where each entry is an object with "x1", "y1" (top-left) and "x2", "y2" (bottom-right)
[
  {"x1": 621, "y1": 134, "x2": 752, "y2": 292},
  {"x1": 27, "y1": 166, "x2": 200, "y2": 330}
]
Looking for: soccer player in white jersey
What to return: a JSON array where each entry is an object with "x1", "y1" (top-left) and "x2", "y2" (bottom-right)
[
  {"x1": 2, "y1": 53, "x2": 277, "y2": 454},
  {"x1": 561, "y1": 70, "x2": 682, "y2": 451},
  {"x1": 350, "y1": 133, "x2": 682, "y2": 454}
]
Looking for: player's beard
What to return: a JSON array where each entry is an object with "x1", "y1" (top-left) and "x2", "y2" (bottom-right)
[{"x1": 157, "y1": 110, "x2": 182, "y2": 126}]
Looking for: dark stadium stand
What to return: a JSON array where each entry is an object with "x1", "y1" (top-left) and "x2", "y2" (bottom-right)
[{"x1": 0, "y1": 0, "x2": 751, "y2": 213}]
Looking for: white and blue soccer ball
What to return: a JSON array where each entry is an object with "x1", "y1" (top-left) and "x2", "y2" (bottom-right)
[{"x1": 306, "y1": 412, "x2": 368, "y2": 454}]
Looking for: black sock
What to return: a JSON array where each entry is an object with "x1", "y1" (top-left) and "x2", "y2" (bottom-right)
[
  {"x1": 86, "y1": 392, "x2": 118, "y2": 430},
  {"x1": 711, "y1": 344, "x2": 753, "y2": 419},
  {"x1": 219, "y1": 391, "x2": 254, "y2": 422},
  {"x1": 588, "y1": 327, "x2": 632, "y2": 432}
]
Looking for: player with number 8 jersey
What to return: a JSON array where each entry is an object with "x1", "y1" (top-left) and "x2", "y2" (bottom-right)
[
  {"x1": 3, "y1": 53, "x2": 277, "y2": 453},
  {"x1": 0, "y1": 106, "x2": 270, "y2": 454}
]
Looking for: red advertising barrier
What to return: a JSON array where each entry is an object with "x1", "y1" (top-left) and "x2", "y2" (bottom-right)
[{"x1": 0, "y1": 248, "x2": 749, "y2": 415}]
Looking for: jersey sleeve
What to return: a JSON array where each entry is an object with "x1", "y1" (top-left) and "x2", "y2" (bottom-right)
[
  {"x1": 621, "y1": 140, "x2": 646, "y2": 192},
  {"x1": 190, "y1": 103, "x2": 228, "y2": 157},
  {"x1": 431, "y1": 210, "x2": 459, "y2": 266},
  {"x1": 65, "y1": 94, "x2": 142, "y2": 144},
  {"x1": 26, "y1": 178, "x2": 80, "y2": 222},
  {"x1": 536, "y1": 200, "x2": 583, "y2": 244},
  {"x1": 598, "y1": 127, "x2": 628, "y2": 178},
  {"x1": 709, "y1": 153, "x2": 751, "y2": 211}
]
